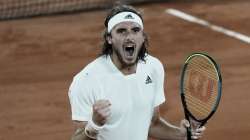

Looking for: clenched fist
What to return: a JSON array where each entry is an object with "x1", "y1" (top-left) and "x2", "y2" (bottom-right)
[{"x1": 92, "y1": 100, "x2": 112, "y2": 126}]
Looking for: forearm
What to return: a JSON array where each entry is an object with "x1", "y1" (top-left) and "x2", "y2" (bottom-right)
[
  {"x1": 149, "y1": 117, "x2": 186, "y2": 140},
  {"x1": 71, "y1": 127, "x2": 93, "y2": 140},
  {"x1": 71, "y1": 121, "x2": 95, "y2": 140}
]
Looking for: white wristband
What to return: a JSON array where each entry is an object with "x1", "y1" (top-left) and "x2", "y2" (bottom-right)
[
  {"x1": 84, "y1": 119, "x2": 104, "y2": 139},
  {"x1": 89, "y1": 119, "x2": 104, "y2": 131}
]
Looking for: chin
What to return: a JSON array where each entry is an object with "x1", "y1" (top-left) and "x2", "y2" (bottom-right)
[{"x1": 123, "y1": 58, "x2": 138, "y2": 66}]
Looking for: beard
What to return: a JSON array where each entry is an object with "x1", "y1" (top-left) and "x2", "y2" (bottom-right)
[{"x1": 112, "y1": 46, "x2": 139, "y2": 68}]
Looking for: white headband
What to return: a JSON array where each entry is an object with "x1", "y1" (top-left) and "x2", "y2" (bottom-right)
[{"x1": 107, "y1": 12, "x2": 143, "y2": 33}]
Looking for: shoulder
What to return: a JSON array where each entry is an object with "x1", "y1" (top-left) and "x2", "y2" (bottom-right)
[
  {"x1": 145, "y1": 55, "x2": 163, "y2": 65},
  {"x1": 75, "y1": 56, "x2": 109, "y2": 79},
  {"x1": 71, "y1": 56, "x2": 109, "y2": 86},
  {"x1": 143, "y1": 54, "x2": 165, "y2": 71}
]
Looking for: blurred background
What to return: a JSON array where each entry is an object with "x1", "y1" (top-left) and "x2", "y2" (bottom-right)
[{"x1": 0, "y1": 0, "x2": 250, "y2": 140}]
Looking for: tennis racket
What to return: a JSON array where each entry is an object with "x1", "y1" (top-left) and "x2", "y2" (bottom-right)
[{"x1": 180, "y1": 53, "x2": 222, "y2": 140}]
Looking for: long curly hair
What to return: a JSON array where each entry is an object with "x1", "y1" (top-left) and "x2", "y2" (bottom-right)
[{"x1": 100, "y1": 4, "x2": 149, "y2": 61}]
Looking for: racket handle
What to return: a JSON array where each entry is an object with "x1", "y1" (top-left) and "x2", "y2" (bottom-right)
[{"x1": 186, "y1": 127, "x2": 192, "y2": 140}]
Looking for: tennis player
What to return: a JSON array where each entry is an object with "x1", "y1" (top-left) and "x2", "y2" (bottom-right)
[{"x1": 68, "y1": 4, "x2": 205, "y2": 140}]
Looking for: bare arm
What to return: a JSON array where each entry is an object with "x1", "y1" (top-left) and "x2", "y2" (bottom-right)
[
  {"x1": 149, "y1": 107, "x2": 205, "y2": 140},
  {"x1": 149, "y1": 118, "x2": 186, "y2": 140},
  {"x1": 71, "y1": 100, "x2": 111, "y2": 140},
  {"x1": 149, "y1": 107, "x2": 186, "y2": 140},
  {"x1": 71, "y1": 121, "x2": 93, "y2": 140}
]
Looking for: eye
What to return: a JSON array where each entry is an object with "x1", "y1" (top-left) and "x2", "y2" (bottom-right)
[
  {"x1": 116, "y1": 28, "x2": 126, "y2": 34},
  {"x1": 132, "y1": 27, "x2": 141, "y2": 33}
]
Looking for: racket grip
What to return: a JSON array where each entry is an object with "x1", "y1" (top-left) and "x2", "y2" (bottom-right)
[{"x1": 186, "y1": 127, "x2": 192, "y2": 140}]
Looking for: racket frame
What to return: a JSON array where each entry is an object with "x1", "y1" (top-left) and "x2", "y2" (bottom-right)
[{"x1": 180, "y1": 53, "x2": 222, "y2": 138}]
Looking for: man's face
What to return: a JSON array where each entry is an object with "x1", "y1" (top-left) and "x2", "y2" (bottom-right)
[{"x1": 108, "y1": 21, "x2": 145, "y2": 67}]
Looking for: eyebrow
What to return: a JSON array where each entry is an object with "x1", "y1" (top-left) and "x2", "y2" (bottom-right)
[
  {"x1": 116, "y1": 28, "x2": 127, "y2": 33},
  {"x1": 132, "y1": 26, "x2": 141, "y2": 31},
  {"x1": 116, "y1": 26, "x2": 141, "y2": 31}
]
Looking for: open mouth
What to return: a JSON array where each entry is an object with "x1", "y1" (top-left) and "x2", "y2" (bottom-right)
[{"x1": 124, "y1": 44, "x2": 135, "y2": 57}]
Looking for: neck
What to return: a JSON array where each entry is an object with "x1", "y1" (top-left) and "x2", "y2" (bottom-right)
[{"x1": 110, "y1": 54, "x2": 137, "y2": 75}]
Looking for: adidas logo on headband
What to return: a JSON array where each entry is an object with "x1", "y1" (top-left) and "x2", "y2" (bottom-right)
[
  {"x1": 124, "y1": 14, "x2": 134, "y2": 19},
  {"x1": 107, "y1": 12, "x2": 144, "y2": 33}
]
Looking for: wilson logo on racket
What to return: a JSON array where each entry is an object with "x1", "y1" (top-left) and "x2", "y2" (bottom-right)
[
  {"x1": 187, "y1": 70, "x2": 215, "y2": 102},
  {"x1": 145, "y1": 75, "x2": 152, "y2": 84}
]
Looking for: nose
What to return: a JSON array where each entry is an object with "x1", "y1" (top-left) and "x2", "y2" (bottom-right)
[{"x1": 125, "y1": 32, "x2": 135, "y2": 42}]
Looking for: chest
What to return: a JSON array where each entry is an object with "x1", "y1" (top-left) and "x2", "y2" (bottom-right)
[{"x1": 94, "y1": 73, "x2": 156, "y2": 123}]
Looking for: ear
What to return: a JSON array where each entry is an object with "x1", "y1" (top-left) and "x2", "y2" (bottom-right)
[{"x1": 106, "y1": 35, "x2": 112, "y2": 45}]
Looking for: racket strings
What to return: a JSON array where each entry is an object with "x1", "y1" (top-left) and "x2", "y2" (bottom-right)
[
  {"x1": 189, "y1": 61, "x2": 218, "y2": 80},
  {"x1": 185, "y1": 88, "x2": 217, "y2": 108},
  {"x1": 185, "y1": 94, "x2": 218, "y2": 119},
  {"x1": 186, "y1": 95, "x2": 217, "y2": 113},
  {"x1": 184, "y1": 71, "x2": 219, "y2": 105},
  {"x1": 184, "y1": 71, "x2": 218, "y2": 96},
  {"x1": 184, "y1": 71, "x2": 218, "y2": 101},
  {"x1": 189, "y1": 56, "x2": 217, "y2": 75},
  {"x1": 185, "y1": 94, "x2": 214, "y2": 116},
  {"x1": 184, "y1": 56, "x2": 219, "y2": 120},
  {"x1": 186, "y1": 101, "x2": 209, "y2": 118}
]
